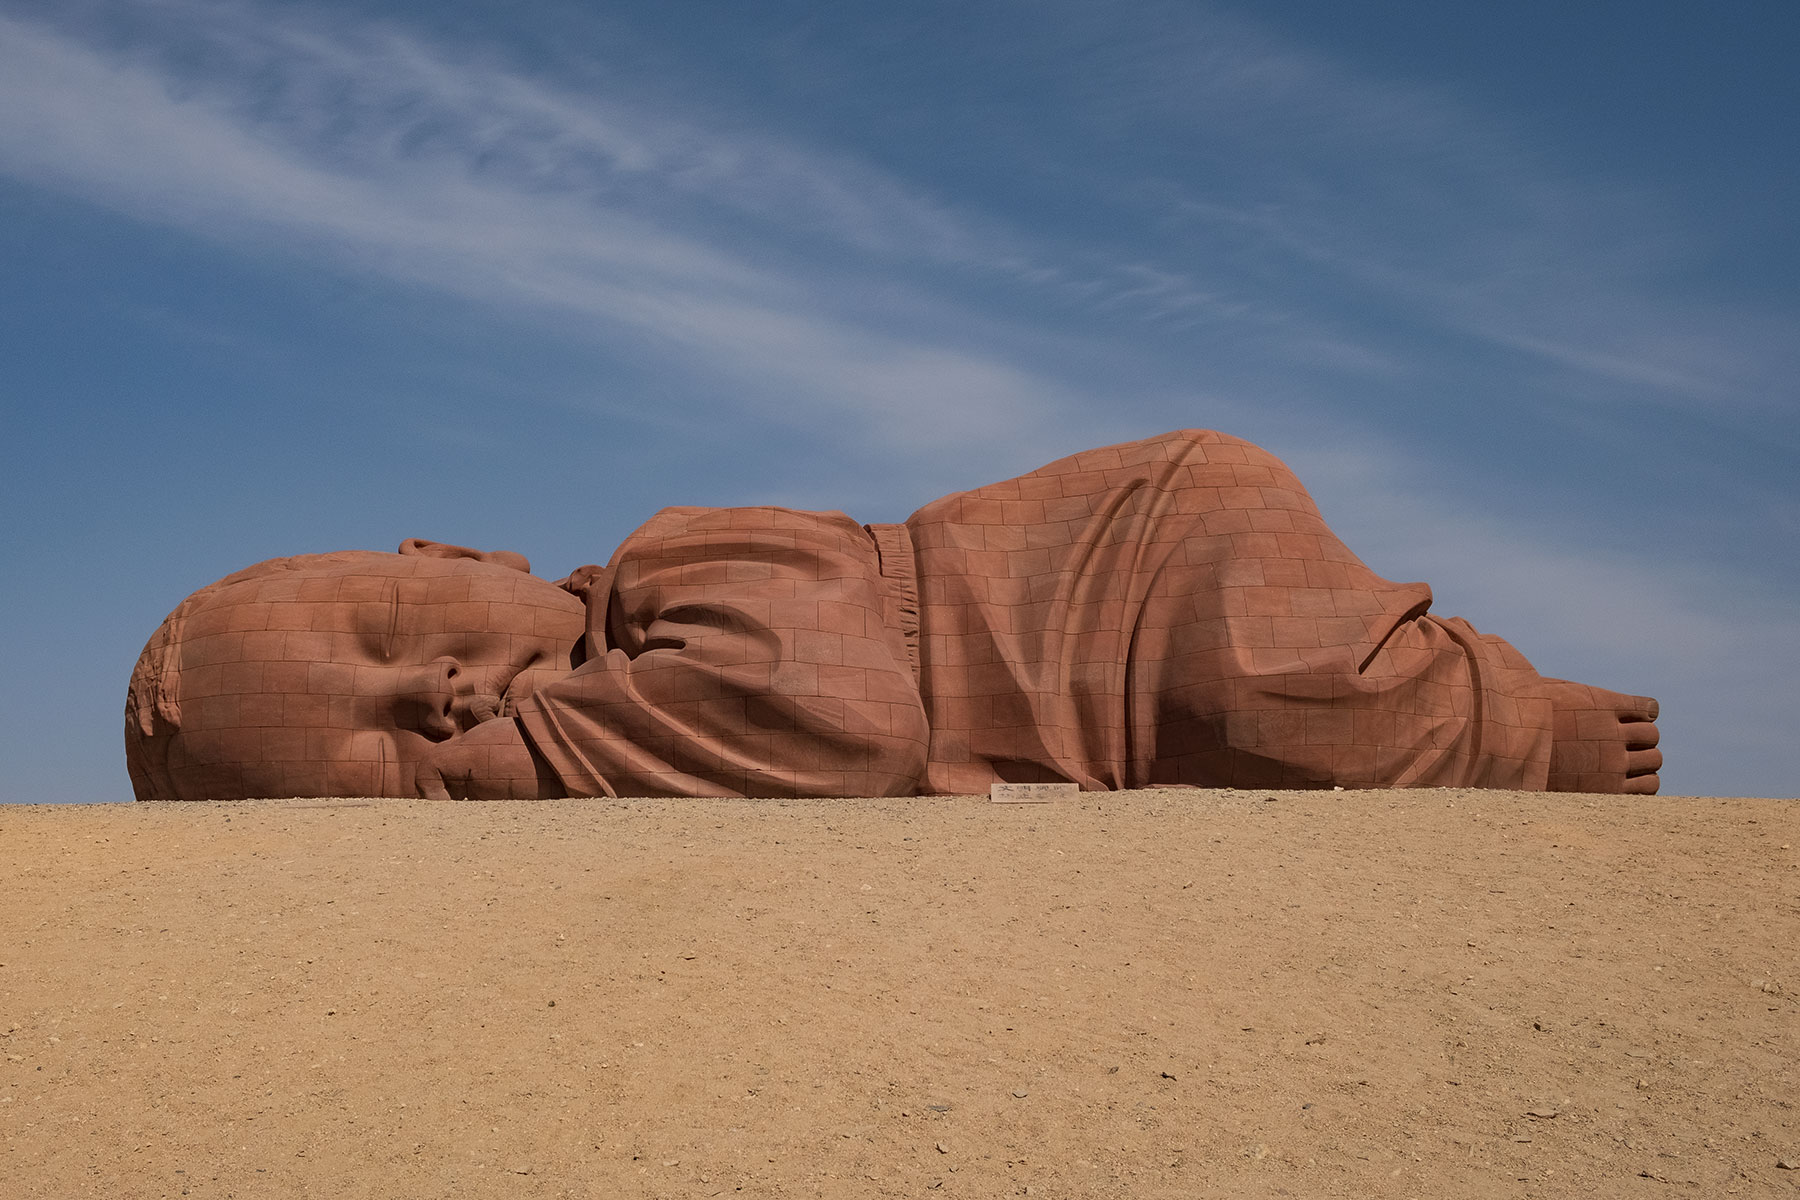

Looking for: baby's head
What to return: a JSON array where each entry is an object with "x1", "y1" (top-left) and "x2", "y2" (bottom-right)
[{"x1": 125, "y1": 540, "x2": 586, "y2": 800}]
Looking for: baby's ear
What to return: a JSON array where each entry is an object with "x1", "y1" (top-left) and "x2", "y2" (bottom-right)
[{"x1": 398, "y1": 538, "x2": 532, "y2": 575}]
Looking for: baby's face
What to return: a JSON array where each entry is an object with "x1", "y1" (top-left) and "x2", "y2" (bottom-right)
[{"x1": 161, "y1": 555, "x2": 586, "y2": 799}]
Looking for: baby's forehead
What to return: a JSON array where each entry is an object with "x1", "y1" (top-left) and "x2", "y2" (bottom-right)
[
  {"x1": 180, "y1": 558, "x2": 532, "y2": 643},
  {"x1": 228, "y1": 560, "x2": 411, "y2": 602}
]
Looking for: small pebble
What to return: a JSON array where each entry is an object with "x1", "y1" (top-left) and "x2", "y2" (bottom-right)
[{"x1": 1012, "y1": 1090, "x2": 1028, "y2": 1098}]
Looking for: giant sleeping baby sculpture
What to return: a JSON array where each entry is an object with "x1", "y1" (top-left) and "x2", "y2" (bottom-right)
[{"x1": 125, "y1": 430, "x2": 1661, "y2": 801}]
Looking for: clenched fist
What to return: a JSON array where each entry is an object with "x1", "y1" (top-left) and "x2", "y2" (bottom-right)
[{"x1": 411, "y1": 717, "x2": 562, "y2": 801}]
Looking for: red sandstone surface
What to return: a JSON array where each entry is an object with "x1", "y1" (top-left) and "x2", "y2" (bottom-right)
[{"x1": 126, "y1": 432, "x2": 1660, "y2": 804}]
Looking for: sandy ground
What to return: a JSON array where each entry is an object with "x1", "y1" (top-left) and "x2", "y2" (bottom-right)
[{"x1": 3, "y1": 788, "x2": 1797, "y2": 1199}]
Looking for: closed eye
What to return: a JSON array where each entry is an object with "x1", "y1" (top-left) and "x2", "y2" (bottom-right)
[{"x1": 383, "y1": 578, "x2": 400, "y2": 662}]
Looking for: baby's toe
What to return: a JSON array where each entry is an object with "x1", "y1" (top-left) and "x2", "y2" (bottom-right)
[
  {"x1": 1586, "y1": 685, "x2": 1659, "y2": 724},
  {"x1": 1627, "y1": 745, "x2": 1663, "y2": 777}
]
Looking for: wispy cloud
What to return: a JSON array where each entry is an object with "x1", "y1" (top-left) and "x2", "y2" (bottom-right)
[
  {"x1": 6, "y1": 0, "x2": 1785, "y2": 485},
  {"x1": 9, "y1": 0, "x2": 1788, "y2": 435},
  {"x1": 0, "y1": 0, "x2": 1476, "y2": 448},
  {"x1": 29, "y1": 0, "x2": 1008, "y2": 268},
  {"x1": 8, "y1": 0, "x2": 1772, "y2": 487},
  {"x1": 0, "y1": 0, "x2": 1115, "y2": 469},
  {"x1": 1005, "y1": 0, "x2": 1798, "y2": 421}
]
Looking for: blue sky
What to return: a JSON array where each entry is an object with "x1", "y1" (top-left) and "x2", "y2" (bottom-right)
[{"x1": 2, "y1": 0, "x2": 1794, "y2": 801}]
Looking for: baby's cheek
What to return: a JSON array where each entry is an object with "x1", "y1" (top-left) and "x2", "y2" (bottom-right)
[
  {"x1": 325, "y1": 760, "x2": 386, "y2": 797},
  {"x1": 319, "y1": 730, "x2": 405, "y2": 797}
]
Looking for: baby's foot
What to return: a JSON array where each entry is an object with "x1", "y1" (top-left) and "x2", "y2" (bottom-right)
[{"x1": 1545, "y1": 680, "x2": 1661, "y2": 794}]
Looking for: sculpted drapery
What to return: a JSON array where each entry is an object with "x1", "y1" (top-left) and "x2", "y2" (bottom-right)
[{"x1": 516, "y1": 430, "x2": 1560, "y2": 797}]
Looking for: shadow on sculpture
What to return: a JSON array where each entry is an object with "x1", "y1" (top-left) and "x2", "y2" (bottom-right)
[{"x1": 126, "y1": 430, "x2": 1661, "y2": 801}]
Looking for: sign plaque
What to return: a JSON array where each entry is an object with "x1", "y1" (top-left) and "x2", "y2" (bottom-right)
[{"x1": 989, "y1": 782, "x2": 1078, "y2": 803}]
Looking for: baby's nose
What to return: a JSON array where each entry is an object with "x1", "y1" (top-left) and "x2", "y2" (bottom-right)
[{"x1": 392, "y1": 657, "x2": 463, "y2": 741}]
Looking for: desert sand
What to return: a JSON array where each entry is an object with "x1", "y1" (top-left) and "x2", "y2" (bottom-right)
[{"x1": 4, "y1": 787, "x2": 1796, "y2": 1198}]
